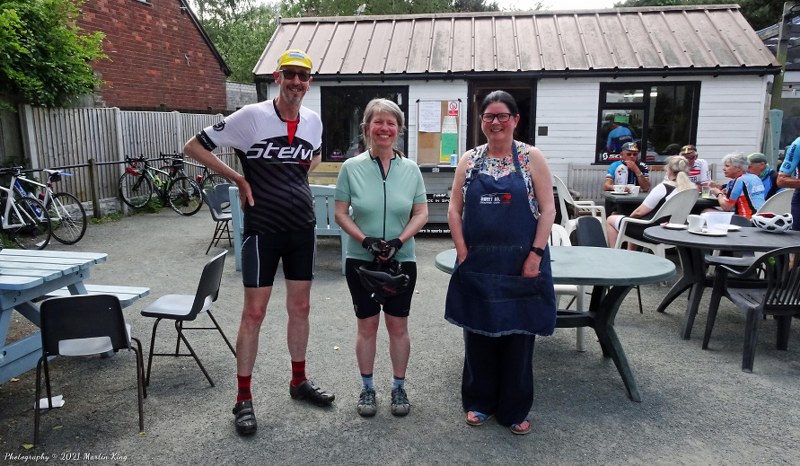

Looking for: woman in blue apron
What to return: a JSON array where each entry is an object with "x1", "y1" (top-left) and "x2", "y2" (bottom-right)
[{"x1": 445, "y1": 91, "x2": 557, "y2": 435}]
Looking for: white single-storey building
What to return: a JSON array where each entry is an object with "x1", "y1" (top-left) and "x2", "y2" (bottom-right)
[{"x1": 254, "y1": 5, "x2": 779, "y2": 223}]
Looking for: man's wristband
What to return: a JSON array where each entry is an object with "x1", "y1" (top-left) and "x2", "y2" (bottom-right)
[{"x1": 530, "y1": 246, "x2": 545, "y2": 257}]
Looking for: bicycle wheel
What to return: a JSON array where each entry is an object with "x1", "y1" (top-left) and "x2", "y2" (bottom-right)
[
  {"x1": 47, "y1": 192, "x2": 88, "y2": 245},
  {"x1": 201, "y1": 173, "x2": 232, "y2": 190},
  {"x1": 119, "y1": 171, "x2": 153, "y2": 209},
  {"x1": 8, "y1": 197, "x2": 52, "y2": 250},
  {"x1": 167, "y1": 176, "x2": 203, "y2": 216}
]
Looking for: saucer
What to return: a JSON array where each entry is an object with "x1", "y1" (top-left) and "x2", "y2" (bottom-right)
[
  {"x1": 688, "y1": 228, "x2": 727, "y2": 237},
  {"x1": 609, "y1": 192, "x2": 629, "y2": 196},
  {"x1": 662, "y1": 223, "x2": 687, "y2": 230}
]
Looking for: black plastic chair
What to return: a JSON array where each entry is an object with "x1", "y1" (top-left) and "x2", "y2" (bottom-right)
[
  {"x1": 34, "y1": 294, "x2": 145, "y2": 446},
  {"x1": 575, "y1": 216, "x2": 643, "y2": 314},
  {"x1": 202, "y1": 184, "x2": 233, "y2": 254},
  {"x1": 141, "y1": 250, "x2": 235, "y2": 387},
  {"x1": 703, "y1": 245, "x2": 800, "y2": 372}
]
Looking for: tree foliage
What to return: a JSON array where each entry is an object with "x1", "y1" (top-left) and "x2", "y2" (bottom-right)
[
  {"x1": 189, "y1": 0, "x2": 280, "y2": 83},
  {"x1": 0, "y1": 0, "x2": 105, "y2": 110},
  {"x1": 279, "y1": 0, "x2": 503, "y2": 18},
  {"x1": 614, "y1": 0, "x2": 784, "y2": 31}
]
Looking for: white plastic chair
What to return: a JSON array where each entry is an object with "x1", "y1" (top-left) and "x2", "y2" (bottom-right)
[
  {"x1": 549, "y1": 224, "x2": 586, "y2": 351},
  {"x1": 755, "y1": 188, "x2": 794, "y2": 215},
  {"x1": 615, "y1": 188, "x2": 698, "y2": 257},
  {"x1": 553, "y1": 175, "x2": 606, "y2": 239}
]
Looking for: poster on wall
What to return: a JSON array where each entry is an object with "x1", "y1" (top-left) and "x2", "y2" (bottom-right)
[{"x1": 416, "y1": 99, "x2": 461, "y2": 166}]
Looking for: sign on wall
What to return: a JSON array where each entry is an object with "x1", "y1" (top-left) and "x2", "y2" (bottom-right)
[{"x1": 416, "y1": 99, "x2": 461, "y2": 165}]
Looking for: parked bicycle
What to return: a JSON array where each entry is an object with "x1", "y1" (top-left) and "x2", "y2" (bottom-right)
[
  {"x1": 14, "y1": 168, "x2": 87, "y2": 245},
  {"x1": 159, "y1": 152, "x2": 232, "y2": 190},
  {"x1": 118, "y1": 155, "x2": 202, "y2": 215},
  {"x1": 0, "y1": 167, "x2": 52, "y2": 249}
]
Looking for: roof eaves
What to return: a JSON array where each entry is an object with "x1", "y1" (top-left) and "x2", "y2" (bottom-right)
[{"x1": 307, "y1": 64, "x2": 780, "y2": 82}]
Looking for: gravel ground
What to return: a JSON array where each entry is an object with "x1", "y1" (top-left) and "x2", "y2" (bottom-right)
[{"x1": 1, "y1": 209, "x2": 799, "y2": 465}]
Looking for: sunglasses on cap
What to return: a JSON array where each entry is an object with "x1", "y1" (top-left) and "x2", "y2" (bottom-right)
[{"x1": 278, "y1": 69, "x2": 311, "y2": 82}]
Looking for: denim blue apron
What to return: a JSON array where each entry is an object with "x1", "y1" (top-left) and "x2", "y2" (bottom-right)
[{"x1": 444, "y1": 144, "x2": 556, "y2": 337}]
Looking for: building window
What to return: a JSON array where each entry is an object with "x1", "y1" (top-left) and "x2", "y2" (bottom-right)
[
  {"x1": 596, "y1": 82, "x2": 700, "y2": 164},
  {"x1": 320, "y1": 86, "x2": 409, "y2": 163}
]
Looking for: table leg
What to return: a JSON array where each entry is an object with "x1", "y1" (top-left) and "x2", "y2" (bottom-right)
[
  {"x1": 678, "y1": 248, "x2": 709, "y2": 340},
  {"x1": 591, "y1": 285, "x2": 641, "y2": 402},
  {"x1": 657, "y1": 246, "x2": 703, "y2": 313}
]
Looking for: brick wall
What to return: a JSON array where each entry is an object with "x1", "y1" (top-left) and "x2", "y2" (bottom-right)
[{"x1": 77, "y1": 0, "x2": 227, "y2": 113}]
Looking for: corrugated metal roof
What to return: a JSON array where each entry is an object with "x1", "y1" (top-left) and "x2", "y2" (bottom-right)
[{"x1": 253, "y1": 5, "x2": 779, "y2": 80}]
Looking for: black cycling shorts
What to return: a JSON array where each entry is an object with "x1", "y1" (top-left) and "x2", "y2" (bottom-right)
[
  {"x1": 241, "y1": 228, "x2": 315, "y2": 287},
  {"x1": 345, "y1": 258, "x2": 417, "y2": 319}
]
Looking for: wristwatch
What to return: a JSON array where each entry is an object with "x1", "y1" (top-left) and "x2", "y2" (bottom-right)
[{"x1": 530, "y1": 246, "x2": 545, "y2": 257}]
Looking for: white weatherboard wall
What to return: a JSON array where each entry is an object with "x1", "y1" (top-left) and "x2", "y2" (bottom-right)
[
  {"x1": 267, "y1": 74, "x2": 769, "y2": 181},
  {"x1": 535, "y1": 75, "x2": 770, "y2": 181},
  {"x1": 695, "y1": 75, "x2": 769, "y2": 162},
  {"x1": 534, "y1": 78, "x2": 600, "y2": 180},
  {"x1": 263, "y1": 80, "x2": 470, "y2": 163}
]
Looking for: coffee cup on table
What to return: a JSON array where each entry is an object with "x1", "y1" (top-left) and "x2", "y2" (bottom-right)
[
  {"x1": 701, "y1": 211, "x2": 733, "y2": 233},
  {"x1": 687, "y1": 214, "x2": 705, "y2": 232},
  {"x1": 613, "y1": 185, "x2": 626, "y2": 194},
  {"x1": 629, "y1": 185, "x2": 640, "y2": 195}
]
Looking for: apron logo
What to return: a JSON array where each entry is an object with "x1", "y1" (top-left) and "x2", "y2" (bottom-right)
[{"x1": 479, "y1": 193, "x2": 512, "y2": 205}]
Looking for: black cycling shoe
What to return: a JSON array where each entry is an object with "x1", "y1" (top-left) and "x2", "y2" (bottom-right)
[
  {"x1": 232, "y1": 400, "x2": 257, "y2": 436},
  {"x1": 289, "y1": 380, "x2": 335, "y2": 406}
]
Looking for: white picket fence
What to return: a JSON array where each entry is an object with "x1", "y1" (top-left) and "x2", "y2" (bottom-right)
[{"x1": 15, "y1": 105, "x2": 236, "y2": 210}]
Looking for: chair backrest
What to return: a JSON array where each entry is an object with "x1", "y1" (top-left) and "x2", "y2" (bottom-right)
[
  {"x1": 649, "y1": 188, "x2": 698, "y2": 225},
  {"x1": 213, "y1": 183, "x2": 232, "y2": 210},
  {"x1": 732, "y1": 246, "x2": 800, "y2": 311},
  {"x1": 310, "y1": 184, "x2": 341, "y2": 236},
  {"x1": 549, "y1": 224, "x2": 572, "y2": 246},
  {"x1": 756, "y1": 188, "x2": 795, "y2": 215},
  {"x1": 189, "y1": 250, "x2": 227, "y2": 318},
  {"x1": 553, "y1": 175, "x2": 574, "y2": 226},
  {"x1": 203, "y1": 183, "x2": 232, "y2": 220},
  {"x1": 575, "y1": 216, "x2": 607, "y2": 247},
  {"x1": 40, "y1": 294, "x2": 129, "y2": 357}
]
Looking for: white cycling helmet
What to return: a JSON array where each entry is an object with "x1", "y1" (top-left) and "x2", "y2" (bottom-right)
[{"x1": 751, "y1": 213, "x2": 793, "y2": 233}]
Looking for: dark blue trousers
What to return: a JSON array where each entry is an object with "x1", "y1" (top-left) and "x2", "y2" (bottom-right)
[{"x1": 461, "y1": 330, "x2": 535, "y2": 426}]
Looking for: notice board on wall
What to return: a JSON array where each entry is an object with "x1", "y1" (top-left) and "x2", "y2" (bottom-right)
[{"x1": 416, "y1": 99, "x2": 461, "y2": 165}]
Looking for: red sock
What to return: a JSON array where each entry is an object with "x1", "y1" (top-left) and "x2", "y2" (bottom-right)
[
  {"x1": 237, "y1": 374, "x2": 252, "y2": 403},
  {"x1": 290, "y1": 360, "x2": 307, "y2": 387}
]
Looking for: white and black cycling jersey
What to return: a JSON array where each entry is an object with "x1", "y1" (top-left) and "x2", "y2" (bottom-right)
[{"x1": 198, "y1": 99, "x2": 322, "y2": 233}]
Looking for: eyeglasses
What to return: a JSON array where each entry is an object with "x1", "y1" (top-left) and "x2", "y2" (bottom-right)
[
  {"x1": 480, "y1": 113, "x2": 514, "y2": 123},
  {"x1": 279, "y1": 69, "x2": 311, "y2": 82}
]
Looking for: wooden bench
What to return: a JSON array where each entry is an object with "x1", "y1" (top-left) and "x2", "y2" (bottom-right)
[
  {"x1": 45, "y1": 284, "x2": 150, "y2": 308},
  {"x1": 566, "y1": 162, "x2": 715, "y2": 204},
  {"x1": 229, "y1": 186, "x2": 244, "y2": 271},
  {"x1": 228, "y1": 185, "x2": 347, "y2": 274},
  {"x1": 310, "y1": 184, "x2": 347, "y2": 275}
]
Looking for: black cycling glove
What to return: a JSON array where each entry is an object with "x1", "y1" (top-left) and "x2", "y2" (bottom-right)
[
  {"x1": 382, "y1": 238, "x2": 403, "y2": 260},
  {"x1": 362, "y1": 237, "x2": 386, "y2": 257}
]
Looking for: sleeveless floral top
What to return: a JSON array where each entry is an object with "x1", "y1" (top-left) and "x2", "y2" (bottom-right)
[{"x1": 462, "y1": 140, "x2": 541, "y2": 218}]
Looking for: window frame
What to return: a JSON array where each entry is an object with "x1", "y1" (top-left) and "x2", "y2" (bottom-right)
[
  {"x1": 595, "y1": 81, "x2": 701, "y2": 165},
  {"x1": 319, "y1": 85, "x2": 409, "y2": 163}
]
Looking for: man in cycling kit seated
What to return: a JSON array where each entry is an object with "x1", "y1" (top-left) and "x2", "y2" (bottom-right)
[{"x1": 778, "y1": 136, "x2": 800, "y2": 230}]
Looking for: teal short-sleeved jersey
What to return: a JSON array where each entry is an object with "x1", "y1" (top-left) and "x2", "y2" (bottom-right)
[{"x1": 335, "y1": 151, "x2": 427, "y2": 262}]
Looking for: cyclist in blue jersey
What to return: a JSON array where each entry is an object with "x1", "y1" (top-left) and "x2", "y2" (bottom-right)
[
  {"x1": 747, "y1": 152, "x2": 780, "y2": 199},
  {"x1": 778, "y1": 136, "x2": 800, "y2": 230},
  {"x1": 708, "y1": 152, "x2": 765, "y2": 219},
  {"x1": 606, "y1": 115, "x2": 634, "y2": 154},
  {"x1": 184, "y1": 49, "x2": 334, "y2": 437}
]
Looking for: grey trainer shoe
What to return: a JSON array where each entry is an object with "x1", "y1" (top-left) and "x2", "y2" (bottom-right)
[
  {"x1": 357, "y1": 388, "x2": 377, "y2": 417},
  {"x1": 390, "y1": 387, "x2": 410, "y2": 417}
]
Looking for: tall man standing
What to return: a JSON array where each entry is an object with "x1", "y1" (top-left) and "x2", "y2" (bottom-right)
[
  {"x1": 778, "y1": 137, "x2": 800, "y2": 231},
  {"x1": 184, "y1": 49, "x2": 334, "y2": 437}
]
